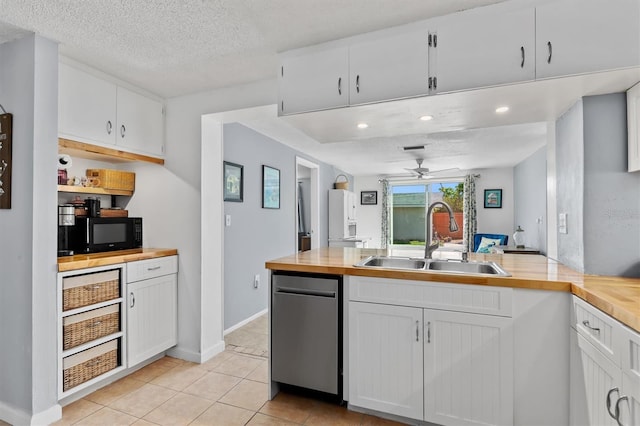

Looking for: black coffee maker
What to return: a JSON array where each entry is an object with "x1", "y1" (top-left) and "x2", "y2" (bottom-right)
[{"x1": 57, "y1": 204, "x2": 75, "y2": 256}]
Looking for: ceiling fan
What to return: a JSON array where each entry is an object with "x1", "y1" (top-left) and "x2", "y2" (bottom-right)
[{"x1": 402, "y1": 158, "x2": 459, "y2": 180}]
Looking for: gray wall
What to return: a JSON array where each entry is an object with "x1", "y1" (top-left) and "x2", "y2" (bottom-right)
[
  {"x1": 583, "y1": 93, "x2": 640, "y2": 276},
  {"x1": 0, "y1": 35, "x2": 59, "y2": 422},
  {"x1": 223, "y1": 123, "x2": 349, "y2": 330},
  {"x1": 556, "y1": 100, "x2": 585, "y2": 272},
  {"x1": 514, "y1": 147, "x2": 547, "y2": 254},
  {"x1": 556, "y1": 94, "x2": 640, "y2": 276}
]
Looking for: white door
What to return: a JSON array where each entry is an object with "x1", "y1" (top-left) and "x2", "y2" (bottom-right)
[
  {"x1": 576, "y1": 333, "x2": 621, "y2": 426},
  {"x1": 434, "y1": 8, "x2": 535, "y2": 93},
  {"x1": 535, "y1": 0, "x2": 640, "y2": 79},
  {"x1": 349, "y1": 29, "x2": 430, "y2": 105},
  {"x1": 278, "y1": 47, "x2": 349, "y2": 115},
  {"x1": 59, "y1": 62, "x2": 117, "y2": 147},
  {"x1": 116, "y1": 87, "x2": 164, "y2": 157},
  {"x1": 349, "y1": 301, "x2": 424, "y2": 420},
  {"x1": 127, "y1": 274, "x2": 177, "y2": 367},
  {"x1": 423, "y1": 309, "x2": 514, "y2": 426}
]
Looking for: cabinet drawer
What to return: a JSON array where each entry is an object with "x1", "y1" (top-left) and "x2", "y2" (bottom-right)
[
  {"x1": 63, "y1": 269, "x2": 120, "y2": 311},
  {"x1": 573, "y1": 296, "x2": 622, "y2": 364},
  {"x1": 63, "y1": 304, "x2": 120, "y2": 350},
  {"x1": 63, "y1": 339, "x2": 119, "y2": 391},
  {"x1": 348, "y1": 276, "x2": 512, "y2": 317},
  {"x1": 127, "y1": 255, "x2": 177, "y2": 283}
]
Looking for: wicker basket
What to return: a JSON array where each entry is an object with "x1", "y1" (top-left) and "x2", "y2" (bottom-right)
[
  {"x1": 63, "y1": 270, "x2": 120, "y2": 311},
  {"x1": 86, "y1": 169, "x2": 135, "y2": 191},
  {"x1": 63, "y1": 305, "x2": 120, "y2": 350},
  {"x1": 334, "y1": 174, "x2": 349, "y2": 190},
  {"x1": 63, "y1": 340, "x2": 118, "y2": 391}
]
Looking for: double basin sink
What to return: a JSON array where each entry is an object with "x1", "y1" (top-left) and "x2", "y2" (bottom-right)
[{"x1": 355, "y1": 255, "x2": 511, "y2": 277}]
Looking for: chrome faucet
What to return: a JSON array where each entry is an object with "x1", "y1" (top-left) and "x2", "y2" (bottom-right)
[{"x1": 424, "y1": 201, "x2": 459, "y2": 259}]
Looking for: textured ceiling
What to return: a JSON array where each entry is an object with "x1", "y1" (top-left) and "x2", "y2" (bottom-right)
[{"x1": 0, "y1": 0, "x2": 506, "y2": 98}]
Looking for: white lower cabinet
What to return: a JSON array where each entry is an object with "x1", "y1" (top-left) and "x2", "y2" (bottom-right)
[
  {"x1": 349, "y1": 302, "x2": 424, "y2": 420},
  {"x1": 424, "y1": 310, "x2": 513, "y2": 426},
  {"x1": 126, "y1": 256, "x2": 178, "y2": 367}
]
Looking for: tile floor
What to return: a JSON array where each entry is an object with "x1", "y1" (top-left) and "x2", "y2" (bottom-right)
[{"x1": 44, "y1": 314, "x2": 403, "y2": 426}]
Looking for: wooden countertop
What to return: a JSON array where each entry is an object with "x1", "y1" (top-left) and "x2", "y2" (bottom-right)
[
  {"x1": 266, "y1": 247, "x2": 640, "y2": 333},
  {"x1": 58, "y1": 248, "x2": 178, "y2": 272}
]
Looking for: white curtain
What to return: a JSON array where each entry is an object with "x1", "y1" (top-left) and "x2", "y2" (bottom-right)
[
  {"x1": 462, "y1": 174, "x2": 477, "y2": 252},
  {"x1": 381, "y1": 179, "x2": 392, "y2": 248}
]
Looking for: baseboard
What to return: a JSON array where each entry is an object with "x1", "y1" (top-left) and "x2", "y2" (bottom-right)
[
  {"x1": 0, "y1": 400, "x2": 62, "y2": 426},
  {"x1": 224, "y1": 308, "x2": 268, "y2": 335},
  {"x1": 166, "y1": 340, "x2": 225, "y2": 364}
]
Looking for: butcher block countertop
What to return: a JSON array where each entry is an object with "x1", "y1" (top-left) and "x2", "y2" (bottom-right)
[
  {"x1": 266, "y1": 247, "x2": 640, "y2": 333},
  {"x1": 58, "y1": 248, "x2": 178, "y2": 272}
]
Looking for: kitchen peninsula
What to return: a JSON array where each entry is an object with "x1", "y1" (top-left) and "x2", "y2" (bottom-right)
[{"x1": 266, "y1": 247, "x2": 640, "y2": 426}]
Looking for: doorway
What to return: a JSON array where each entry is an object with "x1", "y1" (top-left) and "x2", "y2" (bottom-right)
[{"x1": 296, "y1": 157, "x2": 319, "y2": 251}]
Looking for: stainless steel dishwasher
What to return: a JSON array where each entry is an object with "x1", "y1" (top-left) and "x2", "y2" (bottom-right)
[{"x1": 271, "y1": 272, "x2": 342, "y2": 398}]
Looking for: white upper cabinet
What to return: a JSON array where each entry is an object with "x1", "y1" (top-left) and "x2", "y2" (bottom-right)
[
  {"x1": 536, "y1": 0, "x2": 640, "y2": 79},
  {"x1": 59, "y1": 62, "x2": 117, "y2": 147},
  {"x1": 278, "y1": 47, "x2": 349, "y2": 115},
  {"x1": 116, "y1": 87, "x2": 164, "y2": 157},
  {"x1": 434, "y1": 8, "x2": 535, "y2": 93},
  {"x1": 349, "y1": 29, "x2": 430, "y2": 105}
]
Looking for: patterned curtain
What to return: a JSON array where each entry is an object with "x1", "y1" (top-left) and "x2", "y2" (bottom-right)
[
  {"x1": 462, "y1": 174, "x2": 477, "y2": 252},
  {"x1": 381, "y1": 179, "x2": 392, "y2": 249}
]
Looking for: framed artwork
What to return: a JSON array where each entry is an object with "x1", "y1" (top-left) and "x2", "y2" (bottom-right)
[
  {"x1": 223, "y1": 161, "x2": 243, "y2": 202},
  {"x1": 262, "y1": 165, "x2": 280, "y2": 209},
  {"x1": 361, "y1": 190, "x2": 378, "y2": 205},
  {"x1": 484, "y1": 189, "x2": 502, "y2": 208},
  {"x1": 0, "y1": 111, "x2": 13, "y2": 209}
]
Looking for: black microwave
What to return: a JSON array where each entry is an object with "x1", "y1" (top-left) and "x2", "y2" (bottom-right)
[{"x1": 72, "y1": 217, "x2": 143, "y2": 253}]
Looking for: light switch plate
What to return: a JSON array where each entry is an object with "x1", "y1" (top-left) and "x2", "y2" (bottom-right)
[
  {"x1": 558, "y1": 213, "x2": 568, "y2": 234},
  {"x1": 225, "y1": 215, "x2": 231, "y2": 227}
]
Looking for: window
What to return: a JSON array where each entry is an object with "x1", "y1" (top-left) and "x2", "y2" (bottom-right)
[{"x1": 391, "y1": 180, "x2": 464, "y2": 249}]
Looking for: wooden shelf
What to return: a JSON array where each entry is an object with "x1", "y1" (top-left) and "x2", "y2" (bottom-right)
[
  {"x1": 59, "y1": 138, "x2": 164, "y2": 165},
  {"x1": 58, "y1": 185, "x2": 133, "y2": 197}
]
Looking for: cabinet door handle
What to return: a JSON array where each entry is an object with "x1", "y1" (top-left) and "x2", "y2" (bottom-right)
[
  {"x1": 582, "y1": 319, "x2": 600, "y2": 333},
  {"x1": 106, "y1": 120, "x2": 112, "y2": 135},
  {"x1": 120, "y1": 124, "x2": 126, "y2": 138},
  {"x1": 147, "y1": 266, "x2": 161, "y2": 271},
  {"x1": 427, "y1": 321, "x2": 431, "y2": 343},
  {"x1": 433, "y1": 77, "x2": 437, "y2": 90},
  {"x1": 338, "y1": 77, "x2": 342, "y2": 95},
  {"x1": 547, "y1": 41, "x2": 552, "y2": 64},
  {"x1": 428, "y1": 77, "x2": 433, "y2": 90},
  {"x1": 607, "y1": 387, "x2": 620, "y2": 419},
  {"x1": 615, "y1": 396, "x2": 628, "y2": 426},
  {"x1": 520, "y1": 46, "x2": 525, "y2": 68},
  {"x1": 356, "y1": 75, "x2": 360, "y2": 93},
  {"x1": 130, "y1": 292, "x2": 135, "y2": 308},
  {"x1": 415, "y1": 320, "x2": 419, "y2": 342}
]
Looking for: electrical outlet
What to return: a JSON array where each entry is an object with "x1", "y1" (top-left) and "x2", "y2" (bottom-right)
[
  {"x1": 225, "y1": 215, "x2": 231, "y2": 227},
  {"x1": 253, "y1": 274, "x2": 260, "y2": 289},
  {"x1": 559, "y1": 213, "x2": 568, "y2": 234}
]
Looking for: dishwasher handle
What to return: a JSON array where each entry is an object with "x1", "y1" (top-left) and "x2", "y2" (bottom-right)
[{"x1": 275, "y1": 286, "x2": 336, "y2": 298}]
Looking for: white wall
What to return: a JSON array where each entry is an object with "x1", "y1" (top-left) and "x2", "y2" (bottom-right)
[
  {"x1": 0, "y1": 34, "x2": 61, "y2": 424},
  {"x1": 353, "y1": 176, "x2": 383, "y2": 248},
  {"x1": 514, "y1": 147, "x2": 547, "y2": 254},
  {"x1": 474, "y1": 167, "x2": 515, "y2": 239}
]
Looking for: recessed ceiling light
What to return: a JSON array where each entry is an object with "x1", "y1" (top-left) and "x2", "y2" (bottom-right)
[
  {"x1": 495, "y1": 106, "x2": 510, "y2": 114},
  {"x1": 357, "y1": 123, "x2": 369, "y2": 129},
  {"x1": 419, "y1": 115, "x2": 433, "y2": 121}
]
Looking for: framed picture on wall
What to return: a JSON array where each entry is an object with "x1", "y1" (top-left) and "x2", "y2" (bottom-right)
[
  {"x1": 262, "y1": 165, "x2": 280, "y2": 209},
  {"x1": 223, "y1": 161, "x2": 243, "y2": 202},
  {"x1": 484, "y1": 189, "x2": 502, "y2": 208},
  {"x1": 361, "y1": 190, "x2": 377, "y2": 205}
]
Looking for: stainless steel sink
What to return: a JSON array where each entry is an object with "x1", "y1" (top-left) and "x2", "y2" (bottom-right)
[{"x1": 354, "y1": 256, "x2": 510, "y2": 277}]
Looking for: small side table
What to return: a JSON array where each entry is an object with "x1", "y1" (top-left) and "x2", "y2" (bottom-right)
[{"x1": 494, "y1": 245, "x2": 540, "y2": 255}]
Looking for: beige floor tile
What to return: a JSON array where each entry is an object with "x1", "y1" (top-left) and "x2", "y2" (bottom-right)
[
  {"x1": 259, "y1": 391, "x2": 316, "y2": 423},
  {"x1": 74, "y1": 407, "x2": 138, "y2": 426},
  {"x1": 108, "y1": 383, "x2": 177, "y2": 418},
  {"x1": 143, "y1": 393, "x2": 212, "y2": 426},
  {"x1": 246, "y1": 360, "x2": 269, "y2": 383},
  {"x1": 132, "y1": 420, "x2": 159, "y2": 426},
  {"x1": 84, "y1": 376, "x2": 146, "y2": 406},
  {"x1": 190, "y1": 402, "x2": 255, "y2": 426},
  {"x1": 128, "y1": 361, "x2": 176, "y2": 383},
  {"x1": 53, "y1": 398, "x2": 103, "y2": 425},
  {"x1": 149, "y1": 363, "x2": 208, "y2": 391},
  {"x1": 218, "y1": 379, "x2": 268, "y2": 412},
  {"x1": 182, "y1": 371, "x2": 241, "y2": 401},
  {"x1": 213, "y1": 353, "x2": 264, "y2": 378},
  {"x1": 247, "y1": 413, "x2": 299, "y2": 425},
  {"x1": 304, "y1": 401, "x2": 364, "y2": 426},
  {"x1": 361, "y1": 414, "x2": 406, "y2": 425},
  {"x1": 200, "y1": 350, "x2": 234, "y2": 371}
]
